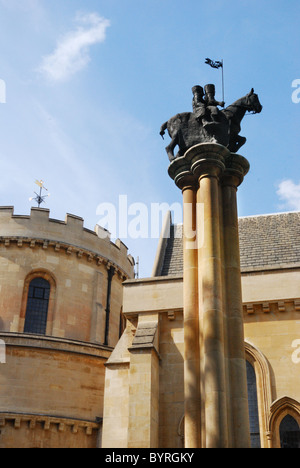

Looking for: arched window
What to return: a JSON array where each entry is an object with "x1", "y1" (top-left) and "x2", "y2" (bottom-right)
[
  {"x1": 280, "y1": 415, "x2": 300, "y2": 449},
  {"x1": 246, "y1": 360, "x2": 261, "y2": 448},
  {"x1": 24, "y1": 277, "x2": 50, "y2": 335},
  {"x1": 269, "y1": 397, "x2": 300, "y2": 448}
]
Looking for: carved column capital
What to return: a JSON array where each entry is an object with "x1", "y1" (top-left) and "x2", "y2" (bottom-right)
[
  {"x1": 222, "y1": 153, "x2": 250, "y2": 188},
  {"x1": 188, "y1": 143, "x2": 227, "y2": 181},
  {"x1": 168, "y1": 143, "x2": 231, "y2": 189},
  {"x1": 168, "y1": 144, "x2": 250, "y2": 190}
]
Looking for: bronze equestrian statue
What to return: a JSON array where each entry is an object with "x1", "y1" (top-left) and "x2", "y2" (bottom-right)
[{"x1": 160, "y1": 85, "x2": 262, "y2": 161}]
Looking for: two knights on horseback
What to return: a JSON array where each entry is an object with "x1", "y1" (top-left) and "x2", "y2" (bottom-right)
[
  {"x1": 192, "y1": 83, "x2": 224, "y2": 127},
  {"x1": 160, "y1": 84, "x2": 262, "y2": 162}
]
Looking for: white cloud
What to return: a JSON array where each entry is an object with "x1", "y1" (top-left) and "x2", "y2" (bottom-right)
[
  {"x1": 276, "y1": 179, "x2": 300, "y2": 211},
  {"x1": 38, "y1": 12, "x2": 110, "y2": 82}
]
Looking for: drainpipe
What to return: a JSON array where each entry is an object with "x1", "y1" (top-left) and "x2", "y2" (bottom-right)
[{"x1": 104, "y1": 266, "x2": 115, "y2": 346}]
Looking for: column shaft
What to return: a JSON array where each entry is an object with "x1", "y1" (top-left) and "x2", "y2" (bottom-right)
[
  {"x1": 197, "y1": 172, "x2": 228, "y2": 448},
  {"x1": 169, "y1": 144, "x2": 251, "y2": 449},
  {"x1": 182, "y1": 186, "x2": 201, "y2": 448},
  {"x1": 222, "y1": 179, "x2": 251, "y2": 448}
]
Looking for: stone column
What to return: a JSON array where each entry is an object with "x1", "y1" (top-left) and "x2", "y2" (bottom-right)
[
  {"x1": 168, "y1": 143, "x2": 251, "y2": 448},
  {"x1": 168, "y1": 161, "x2": 201, "y2": 448},
  {"x1": 221, "y1": 154, "x2": 251, "y2": 448},
  {"x1": 190, "y1": 145, "x2": 228, "y2": 448},
  {"x1": 182, "y1": 183, "x2": 201, "y2": 448}
]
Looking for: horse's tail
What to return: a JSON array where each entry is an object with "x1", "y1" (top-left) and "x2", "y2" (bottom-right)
[{"x1": 160, "y1": 121, "x2": 168, "y2": 139}]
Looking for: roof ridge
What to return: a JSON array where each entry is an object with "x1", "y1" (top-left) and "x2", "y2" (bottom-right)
[{"x1": 238, "y1": 211, "x2": 300, "y2": 219}]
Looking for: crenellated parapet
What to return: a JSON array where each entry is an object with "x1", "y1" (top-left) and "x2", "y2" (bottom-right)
[{"x1": 0, "y1": 206, "x2": 134, "y2": 280}]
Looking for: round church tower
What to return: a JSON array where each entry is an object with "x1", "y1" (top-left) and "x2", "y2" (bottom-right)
[{"x1": 0, "y1": 206, "x2": 134, "y2": 448}]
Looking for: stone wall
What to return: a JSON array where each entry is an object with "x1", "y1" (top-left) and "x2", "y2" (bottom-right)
[
  {"x1": 102, "y1": 271, "x2": 300, "y2": 448},
  {"x1": 0, "y1": 334, "x2": 109, "y2": 448},
  {"x1": 0, "y1": 206, "x2": 134, "y2": 345},
  {"x1": 0, "y1": 206, "x2": 134, "y2": 448}
]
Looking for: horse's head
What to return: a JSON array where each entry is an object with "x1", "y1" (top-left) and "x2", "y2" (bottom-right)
[{"x1": 244, "y1": 88, "x2": 263, "y2": 114}]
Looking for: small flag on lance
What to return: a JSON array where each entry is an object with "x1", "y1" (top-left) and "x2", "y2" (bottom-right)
[
  {"x1": 205, "y1": 58, "x2": 225, "y2": 103},
  {"x1": 205, "y1": 58, "x2": 223, "y2": 69}
]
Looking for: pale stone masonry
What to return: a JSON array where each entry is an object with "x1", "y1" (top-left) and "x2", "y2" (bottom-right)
[
  {"x1": 1, "y1": 204, "x2": 300, "y2": 448},
  {"x1": 102, "y1": 188, "x2": 300, "y2": 450},
  {"x1": 0, "y1": 206, "x2": 134, "y2": 448}
]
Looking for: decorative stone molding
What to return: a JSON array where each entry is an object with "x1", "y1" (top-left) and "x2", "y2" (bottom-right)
[
  {"x1": 0, "y1": 332, "x2": 113, "y2": 357},
  {"x1": 262, "y1": 302, "x2": 270, "y2": 314},
  {"x1": 246, "y1": 304, "x2": 254, "y2": 315},
  {"x1": 269, "y1": 396, "x2": 300, "y2": 421},
  {"x1": 0, "y1": 412, "x2": 100, "y2": 436},
  {"x1": 167, "y1": 311, "x2": 175, "y2": 321},
  {"x1": 243, "y1": 299, "x2": 300, "y2": 315},
  {"x1": 0, "y1": 236, "x2": 130, "y2": 282}
]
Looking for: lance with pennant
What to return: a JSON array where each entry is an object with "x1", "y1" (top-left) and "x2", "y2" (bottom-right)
[{"x1": 205, "y1": 58, "x2": 225, "y2": 103}]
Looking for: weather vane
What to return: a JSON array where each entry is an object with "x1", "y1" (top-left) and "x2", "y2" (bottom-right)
[{"x1": 29, "y1": 180, "x2": 50, "y2": 208}]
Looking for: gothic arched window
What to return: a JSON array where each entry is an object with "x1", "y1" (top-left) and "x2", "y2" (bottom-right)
[
  {"x1": 24, "y1": 277, "x2": 51, "y2": 335},
  {"x1": 280, "y1": 415, "x2": 300, "y2": 449},
  {"x1": 246, "y1": 360, "x2": 261, "y2": 448}
]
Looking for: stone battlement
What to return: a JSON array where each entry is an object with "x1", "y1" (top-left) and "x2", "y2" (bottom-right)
[{"x1": 0, "y1": 207, "x2": 134, "y2": 279}]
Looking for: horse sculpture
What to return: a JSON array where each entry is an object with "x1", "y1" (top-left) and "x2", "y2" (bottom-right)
[{"x1": 160, "y1": 88, "x2": 262, "y2": 161}]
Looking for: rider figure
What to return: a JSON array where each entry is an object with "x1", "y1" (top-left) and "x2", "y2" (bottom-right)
[
  {"x1": 203, "y1": 84, "x2": 225, "y2": 124},
  {"x1": 192, "y1": 85, "x2": 206, "y2": 123}
]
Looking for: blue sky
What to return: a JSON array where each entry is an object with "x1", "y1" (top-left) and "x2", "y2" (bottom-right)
[{"x1": 0, "y1": 0, "x2": 299, "y2": 277}]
